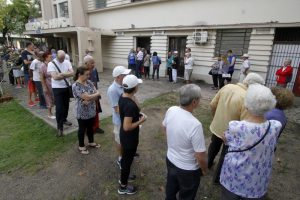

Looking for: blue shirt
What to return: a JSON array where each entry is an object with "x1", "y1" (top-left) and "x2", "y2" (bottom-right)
[
  {"x1": 107, "y1": 81, "x2": 123, "y2": 125},
  {"x1": 265, "y1": 108, "x2": 287, "y2": 136},
  {"x1": 220, "y1": 120, "x2": 282, "y2": 198}
]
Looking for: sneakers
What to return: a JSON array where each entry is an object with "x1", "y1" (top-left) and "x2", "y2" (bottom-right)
[
  {"x1": 63, "y1": 120, "x2": 72, "y2": 126},
  {"x1": 95, "y1": 128, "x2": 105, "y2": 134},
  {"x1": 28, "y1": 101, "x2": 36, "y2": 107},
  {"x1": 118, "y1": 185, "x2": 137, "y2": 195},
  {"x1": 48, "y1": 115, "x2": 56, "y2": 119}
]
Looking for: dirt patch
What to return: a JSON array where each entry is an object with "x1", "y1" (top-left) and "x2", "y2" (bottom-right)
[{"x1": 0, "y1": 93, "x2": 299, "y2": 200}]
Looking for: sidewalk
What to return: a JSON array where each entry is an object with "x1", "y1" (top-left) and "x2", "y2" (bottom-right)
[{"x1": 5, "y1": 69, "x2": 300, "y2": 134}]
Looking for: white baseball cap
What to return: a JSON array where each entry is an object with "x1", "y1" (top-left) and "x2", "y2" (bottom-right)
[
  {"x1": 242, "y1": 53, "x2": 249, "y2": 58},
  {"x1": 112, "y1": 66, "x2": 131, "y2": 77},
  {"x1": 122, "y1": 75, "x2": 143, "y2": 89}
]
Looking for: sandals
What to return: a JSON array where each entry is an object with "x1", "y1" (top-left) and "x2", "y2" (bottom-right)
[
  {"x1": 88, "y1": 143, "x2": 101, "y2": 148},
  {"x1": 78, "y1": 146, "x2": 89, "y2": 155}
]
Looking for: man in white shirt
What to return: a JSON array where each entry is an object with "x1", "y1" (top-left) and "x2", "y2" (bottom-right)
[
  {"x1": 30, "y1": 51, "x2": 46, "y2": 108},
  {"x1": 47, "y1": 50, "x2": 74, "y2": 137},
  {"x1": 239, "y1": 54, "x2": 250, "y2": 83},
  {"x1": 162, "y1": 84, "x2": 208, "y2": 200},
  {"x1": 135, "y1": 47, "x2": 144, "y2": 78},
  {"x1": 184, "y1": 53, "x2": 194, "y2": 84}
]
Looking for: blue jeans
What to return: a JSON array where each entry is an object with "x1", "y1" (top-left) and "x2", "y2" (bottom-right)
[
  {"x1": 34, "y1": 81, "x2": 46, "y2": 107},
  {"x1": 135, "y1": 60, "x2": 143, "y2": 78}
]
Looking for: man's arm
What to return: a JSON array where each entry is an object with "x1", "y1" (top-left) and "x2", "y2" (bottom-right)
[{"x1": 195, "y1": 152, "x2": 208, "y2": 175}]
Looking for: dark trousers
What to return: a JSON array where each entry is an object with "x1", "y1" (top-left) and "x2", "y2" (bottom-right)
[
  {"x1": 218, "y1": 75, "x2": 225, "y2": 89},
  {"x1": 144, "y1": 66, "x2": 150, "y2": 78},
  {"x1": 120, "y1": 147, "x2": 137, "y2": 185},
  {"x1": 77, "y1": 117, "x2": 95, "y2": 147},
  {"x1": 52, "y1": 88, "x2": 70, "y2": 131},
  {"x1": 166, "y1": 158, "x2": 201, "y2": 200},
  {"x1": 212, "y1": 74, "x2": 219, "y2": 88},
  {"x1": 212, "y1": 145, "x2": 228, "y2": 184},
  {"x1": 221, "y1": 186, "x2": 265, "y2": 200},
  {"x1": 135, "y1": 60, "x2": 143, "y2": 78},
  {"x1": 167, "y1": 67, "x2": 173, "y2": 82},
  {"x1": 208, "y1": 134, "x2": 223, "y2": 169},
  {"x1": 34, "y1": 81, "x2": 46, "y2": 107},
  {"x1": 152, "y1": 65, "x2": 159, "y2": 79}
]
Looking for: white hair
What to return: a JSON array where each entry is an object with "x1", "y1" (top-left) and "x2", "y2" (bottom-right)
[
  {"x1": 243, "y1": 73, "x2": 265, "y2": 86},
  {"x1": 83, "y1": 55, "x2": 94, "y2": 64},
  {"x1": 57, "y1": 50, "x2": 65, "y2": 58},
  {"x1": 179, "y1": 84, "x2": 202, "y2": 106},
  {"x1": 245, "y1": 84, "x2": 276, "y2": 116}
]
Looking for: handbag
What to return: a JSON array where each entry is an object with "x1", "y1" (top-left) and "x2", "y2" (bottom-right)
[
  {"x1": 208, "y1": 69, "x2": 213, "y2": 75},
  {"x1": 52, "y1": 61, "x2": 74, "y2": 98},
  {"x1": 227, "y1": 121, "x2": 271, "y2": 154}
]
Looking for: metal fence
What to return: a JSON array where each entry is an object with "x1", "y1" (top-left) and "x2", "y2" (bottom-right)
[{"x1": 265, "y1": 44, "x2": 300, "y2": 90}]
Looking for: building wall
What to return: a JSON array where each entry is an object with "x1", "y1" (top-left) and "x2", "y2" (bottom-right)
[
  {"x1": 89, "y1": 0, "x2": 300, "y2": 30},
  {"x1": 41, "y1": 0, "x2": 53, "y2": 20}
]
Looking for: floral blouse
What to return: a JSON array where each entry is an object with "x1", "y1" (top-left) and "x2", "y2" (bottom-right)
[
  {"x1": 72, "y1": 80, "x2": 96, "y2": 120},
  {"x1": 220, "y1": 120, "x2": 282, "y2": 198}
]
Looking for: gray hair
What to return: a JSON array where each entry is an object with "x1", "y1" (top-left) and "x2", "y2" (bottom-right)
[
  {"x1": 285, "y1": 59, "x2": 292, "y2": 65},
  {"x1": 245, "y1": 84, "x2": 276, "y2": 116},
  {"x1": 57, "y1": 50, "x2": 65, "y2": 58},
  {"x1": 84, "y1": 55, "x2": 94, "y2": 64},
  {"x1": 179, "y1": 84, "x2": 202, "y2": 106},
  {"x1": 243, "y1": 72, "x2": 265, "y2": 86}
]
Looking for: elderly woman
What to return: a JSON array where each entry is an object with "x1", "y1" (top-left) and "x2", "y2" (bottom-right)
[
  {"x1": 220, "y1": 84, "x2": 282, "y2": 200},
  {"x1": 276, "y1": 59, "x2": 293, "y2": 88},
  {"x1": 72, "y1": 66, "x2": 101, "y2": 155}
]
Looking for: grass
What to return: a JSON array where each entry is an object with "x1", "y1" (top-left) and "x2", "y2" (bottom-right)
[{"x1": 0, "y1": 100, "x2": 77, "y2": 173}]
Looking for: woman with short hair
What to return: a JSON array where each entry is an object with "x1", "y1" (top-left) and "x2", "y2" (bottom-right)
[
  {"x1": 72, "y1": 66, "x2": 101, "y2": 154},
  {"x1": 220, "y1": 84, "x2": 282, "y2": 200}
]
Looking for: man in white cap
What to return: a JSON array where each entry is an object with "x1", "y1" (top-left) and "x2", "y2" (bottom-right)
[
  {"x1": 239, "y1": 54, "x2": 250, "y2": 83},
  {"x1": 107, "y1": 66, "x2": 131, "y2": 168},
  {"x1": 118, "y1": 74, "x2": 146, "y2": 195}
]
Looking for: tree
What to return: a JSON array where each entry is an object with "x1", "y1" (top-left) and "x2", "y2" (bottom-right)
[{"x1": 0, "y1": 0, "x2": 40, "y2": 45}]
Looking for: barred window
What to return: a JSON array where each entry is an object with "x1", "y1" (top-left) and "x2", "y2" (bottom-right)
[
  {"x1": 214, "y1": 29, "x2": 252, "y2": 57},
  {"x1": 59, "y1": 2, "x2": 69, "y2": 18}
]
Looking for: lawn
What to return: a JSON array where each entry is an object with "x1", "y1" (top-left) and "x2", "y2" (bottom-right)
[{"x1": 0, "y1": 100, "x2": 77, "y2": 173}]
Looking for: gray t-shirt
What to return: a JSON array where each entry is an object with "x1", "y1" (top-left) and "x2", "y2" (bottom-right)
[{"x1": 72, "y1": 80, "x2": 96, "y2": 119}]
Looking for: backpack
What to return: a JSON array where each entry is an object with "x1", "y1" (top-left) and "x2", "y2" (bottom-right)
[{"x1": 128, "y1": 53, "x2": 136, "y2": 65}]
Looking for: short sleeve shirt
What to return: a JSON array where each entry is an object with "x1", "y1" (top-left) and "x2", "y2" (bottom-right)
[
  {"x1": 47, "y1": 59, "x2": 73, "y2": 88},
  {"x1": 21, "y1": 50, "x2": 34, "y2": 74},
  {"x1": 220, "y1": 120, "x2": 282, "y2": 198},
  {"x1": 162, "y1": 106, "x2": 206, "y2": 170},
  {"x1": 72, "y1": 80, "x2": 96, "y2": 119},
  {"x1": 119, "y1": 95, "x2": 140, "y2": 149},
  {"x1": 30, "y1": 59, "x2": 43, "y2": 81},
  {"x1": 107, "y1": 81, "x2": 124, "y2": 126}
]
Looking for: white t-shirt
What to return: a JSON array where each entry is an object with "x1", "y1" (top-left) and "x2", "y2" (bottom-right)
[
  {"x1": 29, "y1": 59, "x2": 43, "y2": 81},
  {"x1": 240, "y1": 59, "x2": 250, "y2": 74},
  {"x1": 185, "y1": 57, "x2": 194, "y2": 70},
  {"x1": 47, "y1": 59, "x2": 73, "y2": 88},
  {"x1": 162, "y1": 106, "x2": 206, "y2": 170}
]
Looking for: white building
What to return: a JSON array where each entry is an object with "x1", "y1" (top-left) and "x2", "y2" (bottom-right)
[{"x1": 24, "y1": 0, "x2": 300, "y2": 95}]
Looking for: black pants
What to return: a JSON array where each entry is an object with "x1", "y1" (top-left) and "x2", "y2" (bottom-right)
[
  {"x1": 144, "y1": 66, "x2": 150, "y2": 78},
  {"x1": 52, "y1": 88, "x2": 70, "y2": 131},
  {"x1": 218, "y1": 75, "x2": 225, "y2": 89},
  {"x1": 120, "y1": 147, "x2": 137, "y2": 185},
  {"x1": 212, "y1": 74, "x2": 219, "y2": 88},
  {"x1": 34, "y1": 81, "x2": 46, "y2": 107},
  {"x1": 77, "y1": 117, "x2": 95, "y2": 147},
  {"x1": 212, "y1": 145, "x2": 228, "y2": 184},
  {"x1": 135, "y1": 61, "x2": 143, "y2": 78},
  {"x1": 221, "y1": 186, "x2": 265, "y2": 200},
  {"x1": 166, "y1": 158, "x2": 201, "y2": 200},
  {"x1": 152, "y1": 65, "x2": 159, "y2": 79},
  {"x1": 167, "y1": 67, "x2": 173, "y2": 82},
  {"x1": 208, "y1": 134, "x2": 224, "y2": 169}
]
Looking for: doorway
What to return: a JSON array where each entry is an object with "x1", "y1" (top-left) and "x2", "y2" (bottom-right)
[
  {"x1": 136, "y1": 37, "x2": 151, "y2": 52},
  {"x1": 169, "y1": 37, "x2": 187, "y2": 77}
]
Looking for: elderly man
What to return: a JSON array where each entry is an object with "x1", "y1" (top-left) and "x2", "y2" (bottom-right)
[
  {"x1": 84, "y1": 55, "x2": 104, "y2": 134},
  {"x1": 107, "y1": 66, "x2": 131, "y2": 168},
  {"x1": 163, "y1": 84, "x2": 208, "y2": 200},
  {"x1": 184, "y1": 52, "x2": 194, "y2": 84},
  {"x1": 48, "y1": 50, "x2": 74, "y2": 137},
  {"x1": 208, "y1": 73, "x2": 265, "y2": 183}
]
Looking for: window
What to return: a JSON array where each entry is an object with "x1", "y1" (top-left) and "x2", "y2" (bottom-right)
[
  {"x1": 59, "y1": 2, "x2": 69, "y2": 18},
  {"x1": 53, "y1": 4, "x2": 58, "y2": 18},
  {"x1": 214, "y1": 29, "x2": 252, "y2": 56},
  {"x1": 95, "y1": 0, "x2": 106, "y2": 8}
]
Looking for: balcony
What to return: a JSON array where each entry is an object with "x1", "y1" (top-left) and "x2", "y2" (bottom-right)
[{"x1": 25, "y1": 17, "x2": 72, "y2": 32}]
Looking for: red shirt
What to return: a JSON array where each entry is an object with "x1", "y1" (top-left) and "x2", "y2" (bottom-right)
[{"x1": 276, "y1": 65, "x2": 293, "y2": 84}]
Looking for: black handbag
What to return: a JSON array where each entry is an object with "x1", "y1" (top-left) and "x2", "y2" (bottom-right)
[
  {"x1": 208, "y1": 69, "x2": 213, "y2": 75},
  {"x1": 52, "y1": 61, "x2": 74, "y2": 98}
]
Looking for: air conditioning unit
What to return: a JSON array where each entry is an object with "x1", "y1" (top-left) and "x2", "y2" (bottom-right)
[{"x1": 193, "y1": 31, "x2": 208, "y2": 45}]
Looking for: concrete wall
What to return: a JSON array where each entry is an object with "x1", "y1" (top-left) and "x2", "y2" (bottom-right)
[
  {"x1": 89, "y1": 0, "x2": 300, "y2": 30},
  {"x1": 41, "y1": 0, "x2": 53, "y2": 20}
]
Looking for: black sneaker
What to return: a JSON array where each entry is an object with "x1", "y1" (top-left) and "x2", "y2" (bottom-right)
[
  {"x1": 118, "y1": 185, "x2": 137, "y2": 195},
  {"x1": 95, "y1": 128, "x2": 105, "y2": 134},
  {"x1": 63, "y1": 120, "x2": 72, "y2": 126}
]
